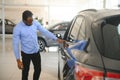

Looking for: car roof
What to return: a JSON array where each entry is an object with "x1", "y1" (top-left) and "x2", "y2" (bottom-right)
[
  {"x1": 78, "y1": 9, "x2": 120, "y2": 22},
  {"x1": 79, "y1": 9, "x2": 120, "y2": 56},
  {"x1": 75, "y1": 9, "x2": 120, "y2": 39}
]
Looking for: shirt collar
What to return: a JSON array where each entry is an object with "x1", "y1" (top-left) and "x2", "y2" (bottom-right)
[
  {"x1": 21, "y1": 21, "x2": 26, "y2": 26},
  {"x1": 21, "y1": 20, "x2": 33, "y2": 27}
]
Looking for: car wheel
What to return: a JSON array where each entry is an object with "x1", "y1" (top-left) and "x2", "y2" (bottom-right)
[
  {"x1": 38, "y1": 38, "x2": 45, "y2": 52},
  {"x1": 63, "y1": 66, "x2": 75, "y2": 80}
]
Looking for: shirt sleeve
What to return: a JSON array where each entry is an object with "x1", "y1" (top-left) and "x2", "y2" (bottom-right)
[
  {"x1": 13, "y1": 26, "x2": 21, "y2": 60},
  {"x1": 35, "y1": 20, "x2": 58, "y2": 41}
]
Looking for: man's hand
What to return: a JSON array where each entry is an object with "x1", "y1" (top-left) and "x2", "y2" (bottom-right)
[
  {"x1": 17, "y1": 59, "x2": 23, "y2": 70},
  {"x1": 57, "y1": 38, "x2": 65, "y2": 44},
  {"x1": 63, "y1": 42, "x2": 69, "y2": 48},
  {"x1": 57, "y1": 38, "x2": 69, "y2": 48}
]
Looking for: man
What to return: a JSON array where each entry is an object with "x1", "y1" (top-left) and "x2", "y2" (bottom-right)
[{"x1": 13, "y1": 10, "x2": 64, "y2": 80}]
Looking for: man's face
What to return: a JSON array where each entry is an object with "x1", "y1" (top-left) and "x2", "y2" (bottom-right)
[{"x1": 24, "y1": 17, "x2": 33, "y2": 26}]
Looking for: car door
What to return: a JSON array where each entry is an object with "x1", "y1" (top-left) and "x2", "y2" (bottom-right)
[
  {"x1": 62, "y1": 16, "x2": 89, "y2": 80},
  {"x1": 63, "y1": 15, "x2": 86, "y2": 59},
  {"x1": 58, "y1": 16, "x2": 86, "y2": 80}
]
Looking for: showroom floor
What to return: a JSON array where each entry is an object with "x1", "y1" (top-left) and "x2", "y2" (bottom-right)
[{"x1": 0, "y1": 35, "x2": 59, "y2": 80}]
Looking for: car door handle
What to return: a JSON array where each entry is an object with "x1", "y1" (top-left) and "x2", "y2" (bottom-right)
[{"x1": 61, "y1": 55, "x2": 66, "y2": 60}]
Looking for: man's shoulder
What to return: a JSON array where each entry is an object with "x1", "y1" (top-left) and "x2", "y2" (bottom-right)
[
  {"x1": 33, "y1": 20, "x2": 39, "y2": 24},
  {"x1": 15, "y1": 21, "x2": 23, "y2": 27},
  {"x1": 14, "y1": 21, "x2": 23, "y2": 31}
]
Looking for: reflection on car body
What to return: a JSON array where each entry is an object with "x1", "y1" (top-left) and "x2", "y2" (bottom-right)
[
  {"x1": 37, "y1": 21, "x2": 70, "y2": 52},
  {"x1": 0, "y1": 19, "x2": 15, "y2": 34},
  {"x1": 58, "y1": 9, "x2": 120, "y2": 80}
]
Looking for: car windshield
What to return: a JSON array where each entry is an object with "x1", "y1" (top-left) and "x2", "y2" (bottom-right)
[{"x1": 101, "y1": 16, "x2": 120, "y2": 60}]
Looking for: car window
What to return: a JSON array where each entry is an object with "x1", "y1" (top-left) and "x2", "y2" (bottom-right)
[
  {"x1": 78, "y1": 19, "x2": 86, "y2": 40},
  {"x1": 62, "y1": 23, "x2": 69, "y2": 29},
  {"x1": 69, "y1": 16, "x2": 84, "y2": 40},
  {"x1": 102, "y1": 16, "x2": 120, "y2": 60},
  {"x1": 6, "y1": 19, "x2": 13, "y2": 25},
  {"x1": 7, "y1": 21, "x2": 13, "y2": 25}
]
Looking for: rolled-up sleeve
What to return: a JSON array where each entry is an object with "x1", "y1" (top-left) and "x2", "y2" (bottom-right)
[
  {"x1": 35, "y1": 20, "x2": 58, "y2": 41},
  {"x1": 13, "y1": 26, "x2": 21, "y2": 60}
]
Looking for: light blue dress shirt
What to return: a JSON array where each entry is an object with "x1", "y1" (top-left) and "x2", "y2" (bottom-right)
[{"x1": 13, "y1": 20, "x2": 58, "y2": 59}]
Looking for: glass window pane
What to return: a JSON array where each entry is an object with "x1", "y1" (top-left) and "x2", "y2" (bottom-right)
[{"x1": 70, "y1": 16, "x2": 83, "y2": 40}]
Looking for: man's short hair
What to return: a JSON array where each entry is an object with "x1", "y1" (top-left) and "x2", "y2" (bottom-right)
[{"x1": 22, "y1": 10, "x2": 33, "y2": 21}]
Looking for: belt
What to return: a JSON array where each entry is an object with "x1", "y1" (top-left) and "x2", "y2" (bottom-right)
[{"x1": 21, "y1": 51, "x2": 39, "y2": 55}]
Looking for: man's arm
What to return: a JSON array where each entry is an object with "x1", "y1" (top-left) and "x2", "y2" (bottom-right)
[
  {"x1": 35, "y1": 20, "x2": 58, "y2": 41},
  {"x1": 13, "y1": 26, "x2": 23, "y2": 69},
  {"x1": 35, "y1": 20, "x2": 66, "y2": 44},
  {"x1": 13, "y1": 26, "x2": 20, "y2": 60}
]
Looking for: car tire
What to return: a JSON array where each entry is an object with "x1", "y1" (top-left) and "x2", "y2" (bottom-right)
[{"x1": 38, "y1": 38, "x2": 46, "y2": 52}]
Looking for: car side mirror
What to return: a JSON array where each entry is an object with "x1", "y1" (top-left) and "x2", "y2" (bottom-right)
[
  {"x1": 65, "y1": 36, "x2": 77, "y2": 43},
  {"x1": 67, "y1": 37, "x2": 74, "y2": 42},
  {"x1": 56, "y1": 33, "x2": 62, "y2": 39}
]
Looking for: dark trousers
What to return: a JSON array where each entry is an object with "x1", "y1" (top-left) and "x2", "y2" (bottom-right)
[{"x1": 21, "y1": 51, "x2": 41, "y2": 80}]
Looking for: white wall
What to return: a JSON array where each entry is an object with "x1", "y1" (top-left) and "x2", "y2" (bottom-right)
[
  {"x1": 2, "y1": 0, "x2": 87, "y2": 6},
  {"x1": 1, "y1": 0, "x2": 118, "y2": 25},
  {"x1": 0, "y1": 7, "x2": 48, "y2": 24}
]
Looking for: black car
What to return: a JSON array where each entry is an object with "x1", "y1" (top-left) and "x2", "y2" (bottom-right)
[
  {"x1": 0, "y1": 19, "x2": 15, "y2": 34},
  {"x1": 37, "y1": 21, "x2": 70, "y2": 52},
  {"x1": 58, "y1": 9, "x2": 120, "y2": 80}
]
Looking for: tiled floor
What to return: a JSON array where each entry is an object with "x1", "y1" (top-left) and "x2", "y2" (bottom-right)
[{"x1": 0, "y1": 36, "x2": 59, "y2": 80}]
